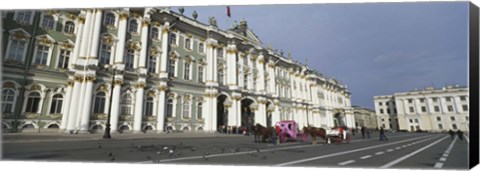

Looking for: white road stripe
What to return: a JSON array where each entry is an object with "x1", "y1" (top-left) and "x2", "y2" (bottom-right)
[
  {"x1": 274, "y1": 135, "x2": 436, "y2": 166},
  {"x1": 137, "y1": 133, "x2": 423, "y2": 164},
  {"x1": 375, "y1": 151, "x2": 385, "y2": 155},
  {"x1": 386, "y1": 149, "x2": 394, "y2": 152},
  {"x1": 439, "y1": 157, "x2": 446, "y2": 161},
  {"x1": 442, "y1": 154, "x2": 448, "y2": 157},
  {"x1": 338, "y1": 160, "x2": 355, "y2": 166},
  {"x1": 395, "y1": 147, "x2": 402, "y2": 150},
  {"x1": 380, "y1": 136, "x2": 449, "y2": 169},
  {"x1": 402, "y1": 145, "x2": 407, "y2": 148},
  {"x1": 360, "y1": 155, "x2": 372, "y2": 159},
  {"x1": 434, "y1": 162, "x2": 444, "y2": 168}
]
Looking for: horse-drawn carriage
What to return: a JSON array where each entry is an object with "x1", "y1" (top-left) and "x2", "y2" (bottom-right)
[
  {"x1": 276, "y1": 121, "x2": 308, "y2": 143},
  {"x1": 326, "y1": 126, "x2": 351, "y2": 144}
]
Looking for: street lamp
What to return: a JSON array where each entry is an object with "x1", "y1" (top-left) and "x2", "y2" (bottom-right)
[{"x1": 103, "y1": 64, "x2": 117, "y2": 139}]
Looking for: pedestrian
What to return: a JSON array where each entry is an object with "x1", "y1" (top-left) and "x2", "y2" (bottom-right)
[
  {"x1": 379, "y1": 127, "x2": 388, "y2": 141},
  {"x1": 272, "y1": 127, "x2": 277, "y2": 146},
  {"x1": 456, "y1": 130, "x2": 464, "y2": 141},
  {"x1": 361, "y1": 126, "x2": 366, "y2": 139},
  {"x1": 352, "y1": 128, "x2": 356, "y2": 136},
  {"x1": 275, "y1": 125, "x2": 281, "y2": 144},
  {"x1": 366, "y1": 129, "x2": 371, "y2": 139},
  {"x1": 448, "y1": 129, "x2": 455, "y2": 140}
]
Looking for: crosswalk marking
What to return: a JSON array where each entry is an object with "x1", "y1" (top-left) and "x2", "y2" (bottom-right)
[
  {"x1": 360, "y1": 155, "x2": 372, "y2": 159},
  {"x1": 434, "y1": 162, "x2": 444, "y2": 168},
  {"x1": 338, "y1": 160, "x2": 355, "y2": 166}
]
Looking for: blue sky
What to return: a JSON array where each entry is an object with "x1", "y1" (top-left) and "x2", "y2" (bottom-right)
[{"x1": 179, "y1": 2, "x2": 469, "y2": 109}]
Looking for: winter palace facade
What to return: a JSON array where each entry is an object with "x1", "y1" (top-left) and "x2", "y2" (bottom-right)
[
  {"x1": 374, "y1": 85, "x2": 469, "y2": 132},
  {"x1": 1, "y1": 8, "x2": 353, "y2": 134}
]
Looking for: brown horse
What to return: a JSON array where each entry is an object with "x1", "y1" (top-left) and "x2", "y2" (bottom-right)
[
  {"x1": 253, "y1": 124, "x2": 273, "y2": 143},
  {"x1": 303, "y1": 126, "x2": 328, "y2": 144}
]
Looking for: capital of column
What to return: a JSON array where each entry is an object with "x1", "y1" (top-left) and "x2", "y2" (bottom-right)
[
  {"x1": 114, "y1": 79, "x2": 123, "y2": 86},
  {"x1": 74, "y1": 76, "x2": 84, "y2": 82},
  {"x1": 135, "y1": 83, "x2": 146, "y2": 89},
  {"x1": 119, "y1": 13, "x2": 129, "y2": 20},
  {"x1": 67, "y1": 80, "x2": 74, "y2": 86},
  {"x1": 86, "y1": 76, "x2": 96, "y2": 82},
  {"x1": 142, "y1": 19, "x2": 150, "y2": 27},
  {"x1": 158, "y1": 85, "x2": 168, "y2": 91}
]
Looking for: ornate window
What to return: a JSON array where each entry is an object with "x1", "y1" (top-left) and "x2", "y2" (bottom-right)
[
  {"x1": 147, "y1": 53, "x2": 157, "y2": 73},
  {"x1": 198, "y1": 65, "x2": 204, "y2": 83},
  {"x1": 93, "y1": 92, "x2": 106, "y2": 113},
  {"x1": 99, "y1": 43, "x2": 112, "y2": 65},
  {"x1": 243, "y1": 73, "x2": 248, "y2": 89},
  {"x1": 104, "y1": 12, "x2": 116, "y2": 26},
  {"x1": 168, "y1": 58, "x2": 176, "y2": 77},
  {"x1": 128, "y1": 19, "x2": 138, "y2": 33},
  {"x1": 49, "y1": 94, "x2": 63, "y2": 114},
  {"x1": 15, "y1": 11, "x2": 33, "y2": 24},
  {"x1": 1, "y1": 89, "x2": 16, "y2": 113},
  {"x1": 124, "y1": 49, "x2": 135, "y2": 70},
  {"x1": 150, "y1": 27, "x2": 159, "y2": 40},
  {"x1": 166, "y1": 99, "x2": 173, "y2": 117},
  {"x1": 169, "y1": 33, "x2": 177, "y2": 45},
  {"x1": 34, "y1": 45, "x2": 50, "y2": 65},
  {"x1": 6, "y1": 39, "x2": 28, "y2": 62},
  {"x1": 198, "y1": 42, "x2": 204, "y2": 53},
  {"x1": 184, "y1": 62, "x2": 190, "y2": 80},
  {"x1": 121, "y1": 94, "x2": 132, "y2": 115},
  {"x1": 184, "y1": 38, "x2": 191, "y2": 50},
  {"x1": 57, "y1": 49, "x2": 71, "y2": 69},
  {"x1": 64, "y1": 21, "x2": 75, "y2": 34},
  {"x1": 182, "y1": 97, "x2": 190, "y2": 119},
  {"x1": 197, "y1": 102, "x2": 202, "y2": 119},
  {"x1": 145, "y1": 97, "x2": 154, "y2": 116},
  {"x1": 41, "y1": 15, "x2": 55, "y2": 30},
  {"x1": 25, "y1": 92, "x2": 41, "y2": 113},
  {"x1": 218, "y1": 69, "x2": 224, "y2": 85},
  {"x1": 216, "y1": 48, "x2": 224, "y2": 58}
]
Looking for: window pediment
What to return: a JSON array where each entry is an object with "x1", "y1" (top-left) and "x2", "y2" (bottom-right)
[
  {"x1": 35, "y1": 34, "x2": 56, "y2": 46},
  {"x1": 9, "y1": 28, "x2": 31, "y2": 40}
]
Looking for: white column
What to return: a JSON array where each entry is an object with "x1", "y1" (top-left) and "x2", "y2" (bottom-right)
[
  {"x1": 79, "y1": 10, "x2": 92, "y2": 59},
  {"x1": 66, "y1": 77, "x2": 82, "y2": 132},
  {"x1": 79, "y1": 77, "x2": 95, "y2": 132},
  {"x1": 211, "y1": 96, "x2": 218, "y2": 131},
  {"x1": 257, "y1": 54, "x2": 266, "y2": 94},
  {"x1": 110, "y1": 80, "x2": 122, "y2": 132},
  {"x1": 139, "y1": 20, "x2": 149, "y2": 69},
  {"x1": 75, "y1": 78, "x2": 87, "y2": 131},
  {"x1": 226, "y1": 44, "x2": 237, "y2": 89},
  {"x1": 228, "y1": 102, "x2": 236, "y2": 127},
  {"x1": 268, "y1": 63, "x2": 276, "y2": 95},
  {"x1": 159, "y1": 23, "x2": 170, "y2": 78},
  {"x1": 205, "y1": 42, "x2": 215, "y2": 84},
  {"x1": 236, "y1": 99, "x2": 242, "y2": 127},
  {"x1": 203, "y1": 96, "x2": 211, "y2": 131},
  {"x1": 89, "y1": 9, "x2": 102, "y2": 59},
  {"x1": 255, "y1": 102, "x2": 266, "y2": 126},
  {"x1": 326, "y1": 109, "x2": 334, "y2": 128},
  {"x1": 60, "y1": 81, "x2": 73, "y2": 130},
  {"x1": 272, "y1": 103, "x2": 280, "y2": 124},
  {"x1": 133, "y1": 84, "x2": 145, "y2": 133},
  {"x1": 115, "y1": 12, "x2": 128, "y2": 64},
  {"x1": 156, "y1": 88, "x2": 166, "y2": 133},
  {"x1": 69, "y1": 17, "x2": 84, "y2": 68}
]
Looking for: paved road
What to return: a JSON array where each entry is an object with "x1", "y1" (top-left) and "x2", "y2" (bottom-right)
[{"x1": 1, "y1": 132, "x2": 469, "y2": 170}]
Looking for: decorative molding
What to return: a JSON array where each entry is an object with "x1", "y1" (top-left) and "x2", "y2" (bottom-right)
[
  {"x1": 119, "y1": 13, "x2": 129, "y2": 20},
  {"x1": 135, "y1": 83, "x2": 146, "y2": 89},
  {"x1": 3, "y1": 82, "x2": 17, "y2": 89},
  {"x1": 114, "y1": 80, "x2": 123, "y2": 85}
]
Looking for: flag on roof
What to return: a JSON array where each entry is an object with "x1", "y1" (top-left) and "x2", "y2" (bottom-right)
[{"x1": 227, "y1": 6, "x2": 231, "y2": 17}]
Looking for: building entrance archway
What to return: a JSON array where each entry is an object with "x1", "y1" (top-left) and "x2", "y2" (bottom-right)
[
  {"x1": 217, "y1": 94, "x2": 228, "y2": 131},
  {"x1": 334, "y1": 113, "x2": 346, "y2": 127},
  {"x1": 241, "y1": 98, "x2": 255, "y2": 132}
]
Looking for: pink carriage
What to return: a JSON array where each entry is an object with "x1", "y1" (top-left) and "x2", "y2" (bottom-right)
[{"x1": 275, "y1": 121, "x2": 308, "y2": 143}]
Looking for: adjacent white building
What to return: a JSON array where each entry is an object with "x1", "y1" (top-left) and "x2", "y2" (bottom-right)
[{"x1": 374, "y1": 85, "x2": 469, "y2": 132}]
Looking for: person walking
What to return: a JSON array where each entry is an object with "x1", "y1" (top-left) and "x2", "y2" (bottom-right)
[
  {"x1": 448, "y1": 129, "x2": 455, "y2": 140},
  {"x1": 456, "y1": 130, "x2": 464, "y2": 141},
  {"x1": 367, "y1": 129, "x2": 371, "y2": 139},
  {"x1": 379, "y1": 127, "x2": 388, "y2": 141},
  {"x1": 361, "y1": 126, "x2": 366, "y2": 139},
  {"x1": 275, "y1": 125, "x2": 281, "y2": 144},
  {"x1": 272, "y1": 127, "x2": 278, "y2": 146}
]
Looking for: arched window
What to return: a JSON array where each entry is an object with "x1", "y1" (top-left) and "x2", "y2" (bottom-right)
[
  {"x1": 25, "y1": 92, "x2": 41, "y2": 113},
  {"x1": 99, "y1": 43, "x2": 112, "y2": 65},
  {"x1": 41, "y1": 15, "x2": 55, "y2": 30},
  {"x1": 121, "y1": 94, "x2": 132, "y2": 115},
  {"x1": 145, "y1": 97, "x2": 154, "y2": 116},
  {"x1": 1, "y1": 89, "x2": 15, "y2": 113},
  {"x1": 183, "y1": 97, "x2": 190, "y2": 119},
  {"x1": 183, "y1": 62, "x2": 190, "y2": 80},
  {"x1": 197, "y1": 102, "x2": 202, "y2": 119},
  {"x1": 169, "y1": 33, "x2": 176, "y2": 45},
  {"x1": 128, "y1": 20, "x2": 138, "y2": 33},
  {"x1": 147, "y1": 53, "x2": 156, "y2": 73},
  {"x1": 168, "y1": 59, "x2": 175, "y2": 77},
  {"x1": 150, "y1": 27, "x2": 159, "y2": 40},
  {"x1": 64, "y1": 21, "x2": 75, "y2": 34},
  {"x1": 166, "y1": 99, "x2": 173, "y2": 117},
  {"x1": 124, "y1": 49, "x2": 135, "y2": 70},
  {"x1": 49, "y1": 94, "x2": 63, "y2": 114},
  {"x1": 93, "y1": 92, "x2": 106, "y2": 113},
  {"x1": 104, "y1": 13, "x2": 116, "y2": 26},
  {"x1": 184, "y1": 38, "x2": 191, "y2": 49}
]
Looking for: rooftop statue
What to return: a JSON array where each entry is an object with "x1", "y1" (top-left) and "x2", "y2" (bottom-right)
[{"x1": 209, "y1": 16, "x2": 218, "y2": 27}]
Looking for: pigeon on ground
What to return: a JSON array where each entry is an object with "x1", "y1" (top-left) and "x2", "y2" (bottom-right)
[
  {"x1": 110, "y1": 157, "x2": 115, "y2": 161},
  {"x1": 108, "y1": 152, "x2": 113, "y2": 157},
  {"x1": 191, "y1": 147, "x2": 196, "y2": 152}
]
